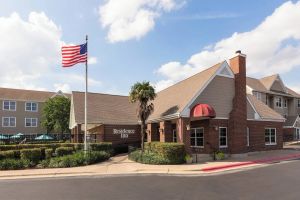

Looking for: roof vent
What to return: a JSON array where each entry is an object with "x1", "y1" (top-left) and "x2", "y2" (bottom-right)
[{"x1": 236, "y1": 50, "x2": 242, "y2": 54}]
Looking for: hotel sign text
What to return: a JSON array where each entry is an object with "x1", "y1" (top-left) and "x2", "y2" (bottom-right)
[{"x1": 113, "y1": 129, "x2": 135, "y2": 139}]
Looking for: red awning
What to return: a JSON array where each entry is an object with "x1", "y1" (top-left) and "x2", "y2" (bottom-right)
[{"x1": 190, "y1": 104, "x2": 216, "y2": 118}]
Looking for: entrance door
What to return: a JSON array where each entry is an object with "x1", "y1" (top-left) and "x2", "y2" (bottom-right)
[{"x1": 295, "y1": 128, "x2": 300, "y2": 141}]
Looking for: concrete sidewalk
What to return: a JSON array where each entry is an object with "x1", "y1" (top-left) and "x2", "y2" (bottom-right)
[{"x1": 0, "y1": 149, "x2": 300, "y2": 180}]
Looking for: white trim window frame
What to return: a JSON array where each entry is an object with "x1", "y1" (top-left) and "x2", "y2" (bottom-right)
[
  {"x1": 2, "y1": 117, "x2": 16, "y2": 127},
  {"x1": 172, "y1": 129, "x2": 177, "y2": 143},
  {"x1": 247, "y1": 127, "x2": 250, "y2": 146},
  {"x1": 3, "y1": 100, "x2": 16, "y2": 111},
  {"x1": 25, "y1": 102, "x2": 38, "y2": 112},
  {"x1": 190, "y1": 127, "x2": 204, "y2": 147},
  {"x1": 265, "y1": 128, "x2": 276, "y2": 145},
  {"x1": 275, "y1": 97, "x2": 282, "y2": 108},
  {"x1": 25, "y1": 118, "x2": 38, "y2": 127},
  {"x1": 219, "y1": 127, "x2": 228, "y2": 148}
]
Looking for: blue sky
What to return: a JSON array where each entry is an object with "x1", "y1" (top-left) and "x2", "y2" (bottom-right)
[{"x1": 0, "y1": 0, "x2": 299, "y2": 94}]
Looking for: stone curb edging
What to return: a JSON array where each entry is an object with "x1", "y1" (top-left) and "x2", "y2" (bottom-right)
[{"x1": 201, "y1": 153, "x2": 300, "y2": 172}]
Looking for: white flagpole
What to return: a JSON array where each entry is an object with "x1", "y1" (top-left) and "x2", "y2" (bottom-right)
[{"x1": 84, "y1": 35, "x2": 88, "y2": 154}]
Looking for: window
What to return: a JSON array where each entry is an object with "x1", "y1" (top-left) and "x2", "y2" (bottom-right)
[
  {"x1": 219, "y1": 127, "x2": 228, "y2": 148},
  {"x1": 25, "y1": 102, "x2": 38, "y2": 112},
  {"x1": 265, "y1": 95, "x2": 269, "y2": 105},
  {"x1": 190, "y1": 128, "x2": 204, "y2": 147},
  {"x1": 247, "y1": 127, "x2": 250, "y2": 146},
  {"x1": 254, "y1": 92, "x2": 262, "y2": 101},
  {"x1": 2, "y1": 117, "x2": 16, "y2": 127},
  {"x1": 275, "y1": 97, "x2": 282, "y2": 108},
  {"x1": 283, "y1": 99, "x2": 287, "y2": 108},
  {"x1": 265, "y1": 128, "x2": 276, "y2": 145},
  {"x1": 25, "y1": 118, "x2": 38, "y2": 127},
  {"x1": 172, "y1": 129, "x2": 177, "y2": 142},
  {"x1": 298, "y1": 99, "x2": 300, "y2": 108},
  {"x1": 3, "y1": 101, "x2": 16, "y2": 111}
]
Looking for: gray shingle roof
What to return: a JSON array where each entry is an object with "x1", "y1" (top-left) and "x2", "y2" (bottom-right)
[{"x1": 72, "y1": 91, "x2": 138, "y2": 125}]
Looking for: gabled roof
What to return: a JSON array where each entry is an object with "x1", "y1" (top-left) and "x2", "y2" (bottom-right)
[
  {"x1": 246, "y1": 76, "x2": 300, "y2": 98},
  {"x1": 0, "y1": 87, "x2": 70, "y2": 102},
  {"x1": 284, "y1": 116, "x2": 299, "y2": 127},
  {"x1": 71, "y1": 91, "x2": 138, "y2": 125},
  {"x1": 259, "y1": 74, "x2": 279, "y2": 90},
  {"x1": 148, "y1": 62, "x2": 224, "y2": 121},
  {"x1": 247, "y1": 94, "x2": 285, "y2": 121}
]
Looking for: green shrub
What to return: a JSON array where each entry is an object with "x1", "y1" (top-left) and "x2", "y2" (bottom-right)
[
  {"x1": 0, "y1": 159, "x2": 30, "y2": 170},
  {"x1": 20, "y1": 148, "x2": 42, "y2": 164},
  {"x1": 44, "y1": 151, "x2": 110, "y2": 168},
  {"x1": 0, "y1": 150, "x2": 16, "y2": 160},
  {"x1": 55, "y1": 147, "x2": 74, "y2": 157},
  {"x1": 215, "y1": 151, "x2": 225, "y2": 160},
  {"x1": 45, "y1": 148, "x2": 53, "y2": 159},
  {"x1": 142, "y1": 142, "x2": 185, "y2": 164},
  {"x1": 90, "y1": 143, "x2": 113, "y2": 155}
]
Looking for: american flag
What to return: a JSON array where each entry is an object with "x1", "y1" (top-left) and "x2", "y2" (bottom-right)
[{"x1": 61, "y1": 43, "x2": 87, "y2": 67}]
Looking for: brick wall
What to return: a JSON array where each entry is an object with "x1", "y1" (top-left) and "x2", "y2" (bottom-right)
[
  {"x1": 228, "y1": 53, "x2": 248, "y2": 154},
  {"x1": 247, "y1": 120, "x2": 283, "y2": 151}
]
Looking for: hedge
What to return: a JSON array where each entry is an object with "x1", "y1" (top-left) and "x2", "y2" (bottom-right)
[
  {"x1": 55, "y1": 147, "x2": 74, "y2": 157},
  {"x1": 41, "y1": 151, "x2": 110, "y2": 168},
  {"x1": 20, "y1": 148, "x2": 42, "y2": 164},
  {"x1": 0, "y1": 159, "x2": 30, "y2": 170},
  {"x1": 129, "y1": 142, "x2": 185, "y2": 164},
  {"x1": 0, "y1": 143, "x2": 113, "y2": 154},
  {"x1": 0, "y1": 150, "x2": 17, "y2": 160},
  {"x1": 45, "y1": 149, "x2": 53, "y2": 159}
]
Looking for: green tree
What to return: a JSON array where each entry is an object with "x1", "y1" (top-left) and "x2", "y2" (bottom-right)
[
  {"x1": 129, "y1": 81, "x2": 156, "y2": 152},
  {"x1": 42, "y1": 96, "x2": 71, "y2": 139}
]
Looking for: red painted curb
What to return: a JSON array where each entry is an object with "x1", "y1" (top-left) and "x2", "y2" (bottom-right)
[{"x1": 201, "y1": 153, "x2": 300, "y2": 172}]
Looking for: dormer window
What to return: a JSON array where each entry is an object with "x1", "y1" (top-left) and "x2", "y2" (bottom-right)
[
  {"x1": 275, "y1": 97, "x2": 282, "y2": 108},
  {"x1": 284, "y1": 99, "x2": 288, "y2": 108},
  {"x1": 254, "y1": 92, "x2": 262, "y2": 101}
]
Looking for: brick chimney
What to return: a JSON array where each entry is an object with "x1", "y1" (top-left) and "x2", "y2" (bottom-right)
[{"x1": 228, "y1": 50, "x2": 248, "y2": 154}]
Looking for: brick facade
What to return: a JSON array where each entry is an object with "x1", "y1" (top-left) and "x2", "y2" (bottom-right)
[{"x1": 228, "y1": 53, "x2": 248, "y2": 154}]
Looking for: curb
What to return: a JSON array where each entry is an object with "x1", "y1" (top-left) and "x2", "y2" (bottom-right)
[{"x1": 201, "y1": 153, "x2": 300, "y2": 172}]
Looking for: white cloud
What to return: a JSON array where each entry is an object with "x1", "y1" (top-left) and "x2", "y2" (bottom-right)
[
  {"x1": 0, "y1": 12, "x2": 102, "y2": 93},
  {"x1": 53, "y1": 83, "x2": 71, "y2": 93},
  {"x1": 88, "y1": 56, "x2": 98, "y2": 65},
  {"x1": 98, "y1": 0, "x2": 185, "y2": 43},
  {"x1": 155, "y1": 1, "x2": 300, "y2": 90}
]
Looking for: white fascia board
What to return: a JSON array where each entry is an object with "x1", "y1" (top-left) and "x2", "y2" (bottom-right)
[
  {"x1": 147, "y1": 113, "x2": 180, "y2": 123},
  {"x1": 180, "y1": 61, "x2": 230, "y2": 118}
]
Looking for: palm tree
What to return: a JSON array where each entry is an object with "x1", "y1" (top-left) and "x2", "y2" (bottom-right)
[{"x1": 129, "y1": 81, "x2": 156, "y2": 152}]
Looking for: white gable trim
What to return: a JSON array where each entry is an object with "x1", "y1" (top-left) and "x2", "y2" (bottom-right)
[
  {"x1": 292, "y1": 116, "x2": 300, "y2": 127},
  {"x1": 217, "y1": 64, "x2": 234, "y2": 78},
  {"x1": 247, "y1": 96, "x2": 261, "y2": 120},
  {"x1": 51, "y1": 90, "x2": 68, "y2": 98},
  {"x1": 180, "y1": 61, "x2": 232, "y2": 117}
]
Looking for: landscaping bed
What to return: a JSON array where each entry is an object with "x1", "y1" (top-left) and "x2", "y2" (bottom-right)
[
  {"x1": 129, "y1": 142, "x2": 186, "y2": 165},
  {"x1": 0, "y1": 143, "x2": 113, "y2": 170}
]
